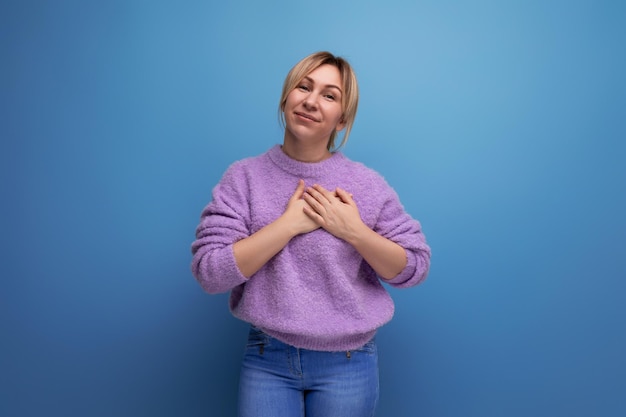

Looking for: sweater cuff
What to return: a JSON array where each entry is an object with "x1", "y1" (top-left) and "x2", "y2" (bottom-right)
[
  {"x1": 385, "y1": 249, "x2": 419, "y2": 288},
  {"x1": 226, "y1": 244, "x2": 249, "y2": 284},
  {"x1": 197, "y1": 245, "x2": 248, "y2": 294}
]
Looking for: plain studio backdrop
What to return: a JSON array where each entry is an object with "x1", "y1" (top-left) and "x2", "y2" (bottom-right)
[{"x1": 2, "y1": 1, "x2": 624, "y2": 416}]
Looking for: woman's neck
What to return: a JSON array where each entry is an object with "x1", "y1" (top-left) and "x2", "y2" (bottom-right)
[{"x1": 281, "y1": 138, "x2": 332, "y2": 163}]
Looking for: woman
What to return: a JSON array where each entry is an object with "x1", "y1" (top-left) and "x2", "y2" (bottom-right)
[{"x1": 191, "y1": 51, "x2": 431, "y2": 417}]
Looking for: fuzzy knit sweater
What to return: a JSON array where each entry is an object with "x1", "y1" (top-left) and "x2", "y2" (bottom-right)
[{"x1": 191, "y1": 145, "x2": 431, "y2": 351}]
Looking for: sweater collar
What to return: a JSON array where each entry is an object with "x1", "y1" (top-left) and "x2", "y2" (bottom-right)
[{"x1": 267, "y1": 144, "x2": 346, "y2": 177}]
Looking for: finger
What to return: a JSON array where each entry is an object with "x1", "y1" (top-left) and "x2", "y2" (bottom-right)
[
  {"x1": 303, "y1": 191, "x2": 325, "y2": 213},
  {"x1": 305, "y1": 186, "x2": 325, "y2": 204},
  {"x1": 302, "y1": 204, "x2": 325, "y2": 225},
  {"x1": 311, "y1": 184, "x2": 336, "y2": 202},
  {"x1": 289, "y1": 179, "x2": 305, "y2": 202},
  {"x1": 336, "y1": 188, "x2": 357, "y2": 207},
  {"x1": 334, "y1": 187, "x2": 353, "y2": 203}
]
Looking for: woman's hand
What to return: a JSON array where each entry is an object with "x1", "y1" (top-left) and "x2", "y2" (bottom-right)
[
  {"x1": 233, "y1": 180, "x2": 319, "y2": 278},
  {"x1": 303, "y1": 183, "x2": 408, "y2": 279},
  {"x1": 302, "y1": 184, "x2": 365, "y2": 243},
  {"x1": 282, "y1": 179, "x2": 321, "y2": 236}
]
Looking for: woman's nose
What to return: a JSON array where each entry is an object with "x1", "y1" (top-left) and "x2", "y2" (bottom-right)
[{"x1": 303, "y1": 94, "x2": 318, "y2": 109}]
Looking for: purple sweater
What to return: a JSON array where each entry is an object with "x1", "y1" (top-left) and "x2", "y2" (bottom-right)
[{"x1": 191, "y1": 145, "x2": 430, "y2": 351}]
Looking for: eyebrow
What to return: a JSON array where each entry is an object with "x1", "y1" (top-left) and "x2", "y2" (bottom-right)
[{"x1": 303, "y1": 76, "x2": 343, "y2": 93}]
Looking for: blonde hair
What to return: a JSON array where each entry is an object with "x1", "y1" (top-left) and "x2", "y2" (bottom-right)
[{"x1": 279, "y1": 51, "x2": 359, "y2": 151}]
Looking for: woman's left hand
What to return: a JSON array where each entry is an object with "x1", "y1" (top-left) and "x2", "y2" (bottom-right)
[
  {"x1": 304, "y1": 183, "x2": 409, "y2": 279},
  {"x1": 302, "y1": 184, "x2": 365, "y2": 243}
]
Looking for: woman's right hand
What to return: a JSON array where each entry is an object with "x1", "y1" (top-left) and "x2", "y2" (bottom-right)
[
  {"x1": 281, "y1": 179, "x2": 320, "y2": 236},
  {"x1": 233, "y1": 180, "x2": 319, "y2": 278}
]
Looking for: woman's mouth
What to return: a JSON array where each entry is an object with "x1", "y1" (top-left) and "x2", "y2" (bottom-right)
[{"x1": 294, "y1": 112, "x2": 319, "y2": 122}]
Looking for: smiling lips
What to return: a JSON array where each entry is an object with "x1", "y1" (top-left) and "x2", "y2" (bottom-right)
[{"x1": 294, "y1": 111, "x2": 319, "y2": 122}]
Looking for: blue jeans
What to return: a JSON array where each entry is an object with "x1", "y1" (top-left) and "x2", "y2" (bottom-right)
[{"x1": 238, "y1": 326, "x2": 379, "y2": 417}]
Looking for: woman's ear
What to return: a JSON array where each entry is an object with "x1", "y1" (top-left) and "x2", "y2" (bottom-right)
[{"x1": 336, "y1": 116, "x2": 346, "y2": 132}]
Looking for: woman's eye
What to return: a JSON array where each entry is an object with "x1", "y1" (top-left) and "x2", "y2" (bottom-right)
[
  {"x1": 324, "y1": 94, "x2": 336, "y2": 101},
  {"x1": 297, "y1": 85, "x2": 310, "y2": 91}
]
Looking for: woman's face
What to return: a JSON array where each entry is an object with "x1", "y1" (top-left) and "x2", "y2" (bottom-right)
[{"x1": 283, "y1": 64, "x2": 346, "y2": 147}]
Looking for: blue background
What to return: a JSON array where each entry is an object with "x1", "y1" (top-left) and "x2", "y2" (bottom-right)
[{"x1": 2, "y1": 0, "x2": 625, "y2": 416}]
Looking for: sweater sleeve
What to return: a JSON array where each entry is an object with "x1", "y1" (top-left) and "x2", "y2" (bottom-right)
[
  {"x1": 190, "y1": 163, "x2": 250, "y2": 294},
  {"x1": 373, "y1": 187, "x2": 431, "y2": 288}
]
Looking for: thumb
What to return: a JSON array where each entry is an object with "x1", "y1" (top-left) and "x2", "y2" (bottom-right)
[{"x1": 289, "y1": 179, "x2": 306, "y2": 202}]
